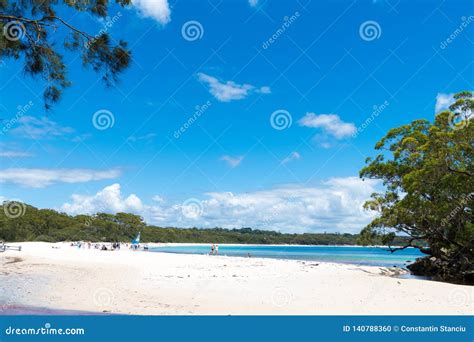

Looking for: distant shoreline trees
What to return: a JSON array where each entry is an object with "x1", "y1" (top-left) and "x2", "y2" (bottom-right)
[{"x1": 0, "y1": 202, "x2": 412, "y2": 247}]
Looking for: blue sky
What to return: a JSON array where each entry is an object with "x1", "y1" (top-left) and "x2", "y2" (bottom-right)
[{"x1": 0, "y1": 0, "x2": 472, "y2": 233}]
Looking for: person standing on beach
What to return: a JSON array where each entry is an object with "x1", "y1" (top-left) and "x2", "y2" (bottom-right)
[
  {"x1": 210, "y1": 244, "x2": 215, "y2": 255},
  {"x1": 215, "y1": 244, "x2": 219, "y2": 255}
]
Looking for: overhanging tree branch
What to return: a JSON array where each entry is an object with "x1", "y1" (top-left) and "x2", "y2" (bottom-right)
[
  {"x1": 0, "y1": 1, "x2": 131, "y2": 109},
  {"x1": 0, "y1": 14, "x2": 93, "y2": 41}
]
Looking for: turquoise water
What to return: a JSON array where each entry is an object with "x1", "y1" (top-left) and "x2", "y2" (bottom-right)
[{"x1": 150, "y1": 245, "x2": 424, "y2": 268}]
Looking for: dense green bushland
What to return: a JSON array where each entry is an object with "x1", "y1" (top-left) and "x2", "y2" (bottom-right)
[{"x1": 0, "y1": 202, "x2": 410, "y2": 246}]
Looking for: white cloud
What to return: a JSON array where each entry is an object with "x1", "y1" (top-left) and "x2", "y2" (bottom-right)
[
  {"x1": 282, "y1": 151, "x2": 300, "y2": 164},
  {"x1": 311, "y1": 135, "x2": 334, "y2": 149},
  {"x1": 60, "y1": 177, "x2": 379, "y2": 233},
  {"x1": 249, "y1": 0, "x2": 259, "y2": 7},
  {"x1": 220, "y1": 155, "x2": 244, "y2": 168},
  {"x1": 299, "y1": 113, "x2": 356, "y2": 139},
  {"x1": 0, "y1": 168, "x2": 121, "y2": 188},
  {"x1": 197, "y1": 73, "x2": 270, "y2": 102},
  {"x1": 62, "y1": 184, "x2": 143, "y2": 215},
  {"x1": 257, "y1": 86, "x2": 271, "y2": 94},
  {"x1": 435, "y1": 93, "x2": 454, "y2": 112},
  {"x1": 10, "y1": 116, "x2": 73, "y2": 139},
  {"x1": 0, "y1": 151, "x2": 32, "y2": 158},
  {"x1": 152, "y1": 195, "x2": 165, "y2": 203},
  {"x1": 133, "y1": 0, "x2": 171, "y2": 24}
]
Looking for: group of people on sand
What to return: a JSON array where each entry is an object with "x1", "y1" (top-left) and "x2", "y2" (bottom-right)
[
  {"x1": 210, "y1": 244, "x2": 219, "y2": 255},
  {"x1": 70, "y1": 241, "x2": 147, "y2": 251},
  {"x1": 71, "y1": 241, "x2": 113, "y2": 250}
]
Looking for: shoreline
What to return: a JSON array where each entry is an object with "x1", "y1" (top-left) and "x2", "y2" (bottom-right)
[
  {"x1": 6, "y1": 241, "x2": 413, "y2": 248},
  {"x1": 148, "y1": 242, "x2": 422, "y2": 269},
  {"x1": 0, "y1": 304, "x2": 114, "y2": 316},
  {"x1": 1, "y1": 242, "x2": 472, "y2": 315},
  {"x1": 148, "y1": 249, "x2": 420, "y2": 272},
  {"x1": 144, "y1": 242, "x2": 412, "y2": 248}
]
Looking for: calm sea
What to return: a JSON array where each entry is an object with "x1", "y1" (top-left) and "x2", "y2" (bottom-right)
[{"x1": 150, "y1": 245, "x2": 424, "y2": 268}]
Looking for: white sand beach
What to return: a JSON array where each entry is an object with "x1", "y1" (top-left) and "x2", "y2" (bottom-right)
[{"x1": 1, "y1": 242, "x2": 472, "y2": 315}]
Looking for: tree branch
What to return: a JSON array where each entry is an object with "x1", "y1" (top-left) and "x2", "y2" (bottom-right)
[
  {"x1": 387, "y1": 237, "x2": 429, "y2": 254},
  {"x1": 447, "y1": 165, "x2": 472, "y2": 177},
  {"x1": 0, "y1": 14, "x2": 93, "y2": 40},
  {"x1": 42, "y1": 15, "x2": 93, "y2": 40}
]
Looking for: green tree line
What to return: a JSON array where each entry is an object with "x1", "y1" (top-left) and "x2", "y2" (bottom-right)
[{"x1": 0, "y1": 202, "x2": 411, "y2": 246}]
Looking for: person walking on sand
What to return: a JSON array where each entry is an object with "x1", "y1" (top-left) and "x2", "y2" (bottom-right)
[{"x1": 210, "y1": 244, "x2": 215, "y2": 255}]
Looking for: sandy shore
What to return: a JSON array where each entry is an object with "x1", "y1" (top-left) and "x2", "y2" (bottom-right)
[{"x1": 1, "y1": 242, "x2": 472, "y2": 315}]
